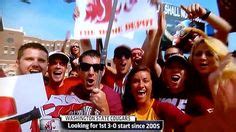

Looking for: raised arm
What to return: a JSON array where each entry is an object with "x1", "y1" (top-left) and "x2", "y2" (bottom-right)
[
  {"x1": 181, "y1": 3, "x2": 232, "y2": 44},
  {"x1": 143, "y1": 3, "x2": 165, "y2": 77},
  {"x1": 142, "y1": 30, "x2": 157, "y2": 63},
  {"x1": 61, "y1": 31, "x2": 70, "y2": 53}
]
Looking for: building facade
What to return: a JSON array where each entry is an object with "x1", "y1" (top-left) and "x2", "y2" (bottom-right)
[{"x1": 0, "y1": 27, "x2": 92, "y2": 76}]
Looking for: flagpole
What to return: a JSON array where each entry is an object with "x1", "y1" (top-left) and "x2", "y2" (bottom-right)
[{"x1": 96, "y1": 0, "x2": 118, "y2": 88}]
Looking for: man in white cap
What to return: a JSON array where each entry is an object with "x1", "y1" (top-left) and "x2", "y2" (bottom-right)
[{"x1": 45, "y1": 50, "x2": 82, "y2": 99}]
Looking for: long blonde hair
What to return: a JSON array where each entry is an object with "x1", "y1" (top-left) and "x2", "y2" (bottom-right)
[
  {"x1": 209, "y1": 54, "x2": 236, "y2": 112},
  {"x1": 189, "y1": 36, "x2": 229, "y2": 63}
]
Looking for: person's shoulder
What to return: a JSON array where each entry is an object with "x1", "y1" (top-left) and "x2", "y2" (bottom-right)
[
  {"x1": 104, "y1": 67, "x2": 116, "y2": 76},
  {"x1": 102, "y1": 68, "x2": 116, "y2": 87},
  {"x1": 102, "y1": 84, "x2": 120, "y2": 96},
  {"x1": 153, "y1": 99, "x2": 176, "y2": 111},
  {"x1": 45, "y1": 84, "x2": 51, "y2": 90},
  {"x1": 69, "y1": 54, "x2": 75, "y2": 58},
  {"x1": 152, "y1": 99, "x2": 161, "y2": 108},
  {"x1": 64, "y1": 76, "x2": 81, "y2": 81},
  {"x1": 102, "y1": 84, "x2": 115, "y2": 92},
  {"x1": 63, "y1": 77, "x2": 82, "y2": 86}
]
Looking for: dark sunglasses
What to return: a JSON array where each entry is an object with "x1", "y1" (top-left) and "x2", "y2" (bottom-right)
[
  {"x1": 71, "y1": 45, "x2": 79, "y2": 48},
  {"x1": 115, "y1": 54, "x2": 130, "y2": 59},
  {"x1": 179, "y1": 29, "x2": 199, "y2": 40},
  {"x1": 232, "y1": 50, "x2": 236, "y2": 57},
  {"x1": 79, "y1": 62, "x2": 104, "y2": 72}
]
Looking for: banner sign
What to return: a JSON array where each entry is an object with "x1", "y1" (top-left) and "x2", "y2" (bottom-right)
[
  {"x1": 74, "y1": 0, "x2": 158, "y2": 39},
  {"x1": 0, "y1": 73, "x2": 48, "y2": 131},
  {"x1": 157, "y1": 3, "x2": 205, "y2": 50},
  {"x1": 40, "y1": 116, "x2": 163, "y2": 131}
]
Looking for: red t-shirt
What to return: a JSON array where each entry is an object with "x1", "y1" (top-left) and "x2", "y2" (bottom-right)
[
  {"x1": 73, "y1": 84, "x2": 124, "y2": 115},
  {"x1": 153, "y1": 100, "x2": 191, "y2": 131},
  {"x1": 45, "y1": 77, "x2": 83, "y2": 99},
  {"x1": 102, "y1": 69, "x2": 117, "y2": 88},
  {"x1": 102, "y1": 85, "x2": 123, "y2": 115},
  {"x1": 102, "y1": 68, "x2": 125, "y2": 95},
  {"x1": 45, "y1": 77, "x2": 123, "y2": 115}
]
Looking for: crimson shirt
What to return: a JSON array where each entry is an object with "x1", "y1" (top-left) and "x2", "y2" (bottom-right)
[{"x1": 45, "y1": 77, "x2": 82, "y2": 99}]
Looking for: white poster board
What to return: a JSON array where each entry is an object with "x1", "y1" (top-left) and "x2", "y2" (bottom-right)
[
  {"x1": 0, "y1": 73, "x2": 48, "y2": 131},
  {"x1": 74, "y1": 0, "x2": 157, "y2": 39}
]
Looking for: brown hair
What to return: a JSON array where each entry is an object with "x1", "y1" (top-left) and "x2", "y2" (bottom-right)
[
  {"x1": 123, "y1": 65, "x2": 152, "y2": 113},
  {"x1": 17, "y1": 42, "x2": 48, "y2": 60}
]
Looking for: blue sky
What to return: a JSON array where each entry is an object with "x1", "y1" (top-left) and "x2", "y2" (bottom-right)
[{"x1": 1, "y1": 0, "x2": 235, "y2": 59}]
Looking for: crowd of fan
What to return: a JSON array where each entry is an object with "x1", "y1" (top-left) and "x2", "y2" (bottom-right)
[{"x1": 1, "y1": 2, "x2": 236, "y2": 132}]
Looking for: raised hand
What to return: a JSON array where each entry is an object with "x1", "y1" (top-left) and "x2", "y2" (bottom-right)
[
  {"x1": 181, "y1": 3, "x2": 207, "y2": 19},
  {"x1": 157, "y1": 3, "x2": 166, "y2": 36},
  {"x1": 89, "y1": 87, "x2": 110, "y2": 115}
]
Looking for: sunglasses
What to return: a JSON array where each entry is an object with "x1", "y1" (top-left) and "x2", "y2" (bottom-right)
[
  {"x1": 231, "y1": 50, "x2": 236, "y2": 57},
  {"x1": 79, "y1": 62, "x2": 104, "y2": 72},
  {"x1": 179, "y1": 29, "x2": 199, "y2": 40},
  {"x1": 132, "y1": 52, "x2": 143, "y2": 57},
  {"x1": 71, "y1": 45, "x2": 79, "y2": 48},
  {"x1": 115, "y1": 54, "x2": 130, "y2": 59}
]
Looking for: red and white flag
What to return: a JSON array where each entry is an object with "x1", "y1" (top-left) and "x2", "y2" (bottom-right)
[{"x1": 74, "y1": 0, "x2": 158, "y2": 39}]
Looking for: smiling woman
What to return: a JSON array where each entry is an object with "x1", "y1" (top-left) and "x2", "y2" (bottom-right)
[{"x1": 122, "y1": 65, "x2": 191, "y2": 131}]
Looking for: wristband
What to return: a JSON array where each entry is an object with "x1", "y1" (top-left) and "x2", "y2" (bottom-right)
[{"x1": 200, "y1": 8, "x2": 211, "y2": 20}]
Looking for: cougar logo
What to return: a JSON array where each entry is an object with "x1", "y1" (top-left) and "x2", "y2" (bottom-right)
[
  {"x1": 44, "y1": 119, "x2": 56, "y2": 130},
  {"x1": 85, "y1": 0, "x2": 138, "y2": 23}
]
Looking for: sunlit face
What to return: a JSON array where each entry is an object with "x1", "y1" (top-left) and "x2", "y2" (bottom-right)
[
  {"x1": 113, "y1": 55, "x2": 131, "y2": 76},
  {"x1": 79, "y1": 56, "x2": 102, "y2": 93},
  {"x1": 48, "y1": 58, "x2": 67, "y2": 84},
  {"x1": 69, "y1": 70, "x2": 78, "y2": 77},
  {"x1": 130, "y1": 71, "x2": 152, "y2": 105},
  {"x1": 163, "y1": 62, "x2": 187, "y2": 94},
  {"x1": 16, "y1": 48, "x2": 48, "y2": 75},
  {"x1": 192, "y1": 43, "x2": 219, "y2": 76},
  {"x1": 165, "y1": 47, "x2": 181, "y2": 61},
  {"x1": 131, "y1": 49, "x2": 143, "y2": 67},
  {"x1": 70, "y1": 42, "x2": 80, "y2": 55}
]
